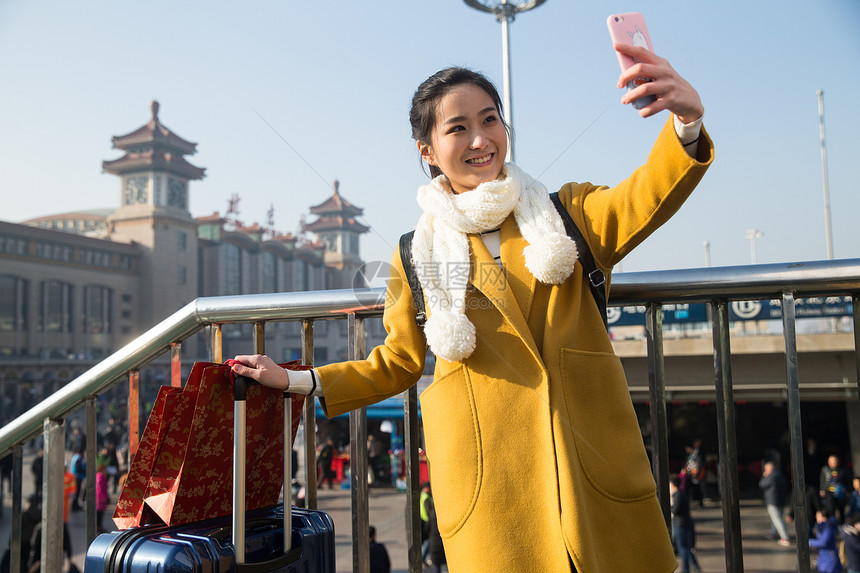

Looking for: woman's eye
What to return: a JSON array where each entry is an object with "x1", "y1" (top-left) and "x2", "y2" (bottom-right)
[
  {"x1": 484, "y1": 115, "x2": 498, "y2": 124},
  {"x1": 447, "y1": 125, "x2": 465, "y2": 134}
]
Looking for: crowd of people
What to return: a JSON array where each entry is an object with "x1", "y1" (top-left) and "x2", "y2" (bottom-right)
[
  {"x1": 754, "y1": 438, "x2": 860, "y2": 573},
  {"x1": 0, "y1": 406, "x2": 128, "y2": 573}
]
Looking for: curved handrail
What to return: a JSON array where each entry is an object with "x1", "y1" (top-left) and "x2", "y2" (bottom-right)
[{"x1": 2, "y1": 258, "x2": 859, "y2": 455}]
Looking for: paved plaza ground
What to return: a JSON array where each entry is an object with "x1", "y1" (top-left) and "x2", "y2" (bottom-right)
[{"x1": 0, "y1": 461, "x2": 814, "y2": 572}]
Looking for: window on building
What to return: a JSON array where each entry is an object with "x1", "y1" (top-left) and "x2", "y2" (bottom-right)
[
  {"x1": 40, "y1": 280, "x2": 72, "y2": 332},
  {"x1": 0, "y1": 275, "x2": 28, "y2": 331},
  {"x1": 121, "y1": 294, "x2": 132, "y2": 304},
  {"x1": 178, "y1": 231, "x2": 187, "y2": 251},
  {"x1": 295, "y1": 260, "x2": 308, "y2": 291},
  {"x1": 223, "y1": 243, "x2": 242, "y2": 295},
  {"x1": 84, "y1": 285, "x2": 113, "y2": 334},
  {"x1": 178, "y1": 266, "x2": 187, "y2": 285},
  {"x1": 261, "y1": 251, "x2": 277, "y2": 293}
]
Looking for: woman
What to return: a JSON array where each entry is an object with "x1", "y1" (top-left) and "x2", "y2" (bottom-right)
[{"x1": 232, "y1": 41, "x2": 713, "y2": 572}]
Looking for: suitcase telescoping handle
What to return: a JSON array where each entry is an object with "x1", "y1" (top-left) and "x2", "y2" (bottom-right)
[{"x1": 233, "y1": 375, "x2": 293, "y2": 565}]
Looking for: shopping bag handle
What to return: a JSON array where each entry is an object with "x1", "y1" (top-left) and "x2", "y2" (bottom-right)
[{"x1": 224, "y1": 359, "x2": 291, "y2": 401}]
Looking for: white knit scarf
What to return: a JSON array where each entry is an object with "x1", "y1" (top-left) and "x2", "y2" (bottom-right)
[{"x1": 412, "y1": 163, "x2": 578, "y2": 362}]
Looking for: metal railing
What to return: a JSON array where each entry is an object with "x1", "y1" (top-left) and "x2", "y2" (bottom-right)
[{"x1": 1, "y1": 258, "x2": 859, "y2": 572}]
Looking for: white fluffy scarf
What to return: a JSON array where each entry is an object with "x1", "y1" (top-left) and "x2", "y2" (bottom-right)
[{"x1": 412, "y1": 163, "x2": 578, "y2": 362}]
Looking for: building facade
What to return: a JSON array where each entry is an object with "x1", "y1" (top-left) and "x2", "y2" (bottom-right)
[{"x1": 0, "y1": 101, "x2": 386, "y2": 426}]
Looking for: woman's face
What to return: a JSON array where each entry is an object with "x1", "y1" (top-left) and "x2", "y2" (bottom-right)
[{"x1": 419, "y1": 83, "x2": 507, "y2": 194}]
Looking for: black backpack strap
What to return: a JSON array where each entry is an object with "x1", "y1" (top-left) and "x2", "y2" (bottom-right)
[
  {"x1": 549, "y1": 192, "x2": 608, "y2": 327},
  {"x1": 399, "y1": 231, "x2": 427, "y2": 326}
]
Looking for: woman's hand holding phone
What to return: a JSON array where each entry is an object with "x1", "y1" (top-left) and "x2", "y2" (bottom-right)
[
  {"x1": 614, "y1": 42, "x2": 704, "y2": 124},
  {"x1": 608, "y1": 12, "x2": 704, "y2": 124}
]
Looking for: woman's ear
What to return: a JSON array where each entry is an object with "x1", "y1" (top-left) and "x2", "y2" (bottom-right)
[{"x1": 417, "y1": 141, "x2": 435, "y2": 165}]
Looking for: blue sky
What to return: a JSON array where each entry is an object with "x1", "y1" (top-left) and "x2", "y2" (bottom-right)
[{"x1": 1, "y1": 1, "x2": 858, "y2": 273}]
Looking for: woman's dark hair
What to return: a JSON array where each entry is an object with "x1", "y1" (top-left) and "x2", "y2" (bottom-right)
[{"x1": 409, "y1": 67, "x2": 510, "y2": 179}]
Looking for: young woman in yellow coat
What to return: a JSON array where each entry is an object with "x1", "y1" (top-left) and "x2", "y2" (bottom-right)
[{"x1": 232, "y1": 41, "x2": 714, "y2": 572}]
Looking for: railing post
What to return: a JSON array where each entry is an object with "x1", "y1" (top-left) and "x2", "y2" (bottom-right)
[
  {"x1": 348, "y1": 314, "x2": 370, "y2": 573},
  {"x1": 404, "y1": 384, "x2": 422, "y2": 573},
  {"x1": 253, "y1": 321, "x2": 266, "y2": 355},
  {"x1": 211, "y1": 324, "x2": 223, "y2": 363},
  {"x1": 86, "y1": 397, "x2": 98, "y2": 545},
  {"x1": 782, "y1": 292, "x2": 811, "y2": 572},
  {"x1": 41, "y1": 417, "x2": 65, "y2": 573},
  {"x1": 9, "y1": 445, "x2": 23, "y2": 573},
  {"x1": 711, "y1": 300, "x2": 744, "y2": 572},
  {"x1": 645, "y1": 303, "x2": 671, "y2": 530},
  {"x1": 302, "y1": 319, "x2": 318, "y2": 510},
  {"x1": 171, "y1": 342, "x2": 182, "y2": 387},
  {"x1": 128, "y1": 370, "x2": 140, "y2": 462}
]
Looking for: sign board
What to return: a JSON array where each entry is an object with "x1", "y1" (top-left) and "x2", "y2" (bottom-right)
[{"x1": 607, "y1": 296, "x2": 854, "y2": 327}]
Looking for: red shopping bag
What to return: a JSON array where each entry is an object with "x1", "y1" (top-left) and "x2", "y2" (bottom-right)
[
  {"x1": 112, "y1": 384, "x2": 182, "y2": 529},
  {"x1": 141, "y1": 361, "x2": 307, "y2": 527}
]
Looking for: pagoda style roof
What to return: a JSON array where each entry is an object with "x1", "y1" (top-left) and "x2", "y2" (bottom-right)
[
  {"x1": 303, "y1": 215, "x2": 369, "y2": 234},
  {"x1": 102, "y1": 101, "x2": 205, "y2": 180},
  {"x1": 309, "y1": 181, "x2": 364, "y2": 217},
  {"x1": 305, "y1": 180, "x2": 369, "y2": 234},
  {"x1": 103, "y1": 150, "x2": 206, "y2": 179}
]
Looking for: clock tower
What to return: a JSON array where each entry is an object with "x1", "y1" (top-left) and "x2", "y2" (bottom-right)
[{"x1": 103, "y1": 101, "x2": 205, "y2": 327}]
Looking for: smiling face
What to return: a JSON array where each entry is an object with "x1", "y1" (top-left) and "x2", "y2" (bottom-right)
[{"x1": 418, "y1": 83, "x2": 507, "y2": 194}]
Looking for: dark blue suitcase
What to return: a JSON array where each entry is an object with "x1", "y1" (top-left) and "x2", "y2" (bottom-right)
[
  {"x1": 83, "y1": 504, "x2": 335, "y2": 572},
  {"x1": 84, "y1": 375, "x2": 334, "y2": 572}
]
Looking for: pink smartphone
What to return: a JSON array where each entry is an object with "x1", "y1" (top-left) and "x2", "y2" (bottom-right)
[{"x1": 607, "y1": 12, "x2": 657, "y2": 110}]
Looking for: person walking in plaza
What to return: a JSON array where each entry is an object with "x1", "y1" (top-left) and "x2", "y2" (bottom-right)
[
  {"x1": 685, "y1": 439, "x2": 707, "y2": 507},
  {"x1": 420, "y1": 482, "x2": 433, "y2": 565},
  {"x1": 842, "y1": 513, "x2": 860, "y2": 573},
  {"x1": 820, "y1": 455, "x2": 850, "y2": 524},
  {"x1": 63, "y1": 462, "x2": 76, "y2": 560},
  {"x1": 95, "y1": 458, "x2": 110, "y2": 533},
  {"x1": 848, "y1": 478, "x2": 860, "y2": 519},
  {"x1": 70, "y1": 447, "x2": 85, "y2": 511},
  {"x1": 810, "y1": 509, "x2": 843, "y2": 572},
  {"x1": 670, "y1": 475, "x2": 702, "y2": 573},
  {"x1": 760, "y1": 461, "x2": 792, "y2": 546},
  {"x1": 30, "y1": 449, "x2": 43, "y2": 499},
  {"x1": 232, "y1": 34, "x2": 712, "y2": 571},
  {"x1": 806, "y1": 439, "x2": 826, "y2": 531},
  {"x1": 368, "y1": 526, "x2": 391, "y2": 573},
  {"x1": 317, "y1": 437, "x2": 336, "y2": 489}
]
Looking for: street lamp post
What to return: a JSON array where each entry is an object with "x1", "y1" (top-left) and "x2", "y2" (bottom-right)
[
  {"x1": 463, "y1": 0, "x2": 547, "y2": 163},
  {"x1": 745, "y1": 229, "x2": 763, "y2": 264},
  {"x1": 817, "y1": 89, "x2": 834, "y2": 260}
]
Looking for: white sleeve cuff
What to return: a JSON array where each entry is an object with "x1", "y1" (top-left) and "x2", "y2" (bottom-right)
[
  {"x1": 286, "y1": 368, "x2": 325, "y2": 397},
  {"x1": 673, "y1": 114, "x2": 704, "y2": 147}
]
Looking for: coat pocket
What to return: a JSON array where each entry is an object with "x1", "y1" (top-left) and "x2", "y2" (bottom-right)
[
  {"x1": 419, "y1": 364, "x2": 483, "y2": 537},
  {"x1": 559, "y1": 348, "x2": 656, "y2": 501}
]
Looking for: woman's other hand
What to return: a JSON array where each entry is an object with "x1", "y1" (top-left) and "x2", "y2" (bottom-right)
[
  {"x1": 231, "y1": 354, "x2": 289, "y2": 391},
  {"x1": 614, "y1": 43, "x2": 704, "y2": 124}
]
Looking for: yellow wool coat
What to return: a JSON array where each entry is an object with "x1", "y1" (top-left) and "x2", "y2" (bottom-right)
[{"x1": 318, "y1": 118, "x2": 714, "y2": 572}]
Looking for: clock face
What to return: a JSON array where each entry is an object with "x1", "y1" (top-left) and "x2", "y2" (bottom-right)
[
  {"x1": 167, "y1": 178, "x2": 187, "y2": 209},
  {"x1": 124, "y1": 176, "x2": 148, "y2": 205}
]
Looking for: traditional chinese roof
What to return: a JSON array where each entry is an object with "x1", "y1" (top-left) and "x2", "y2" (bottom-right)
[
  {"x1": 305, "y1": 181, "x2": 369, "y2": 234},
  {"x1": 102, "y1": 101, "x2": 206, "y2": 180},
  {"x1": 309, "y1": 181, "x2": 364, "y2": 217},
  {"x1": 302, "y1": 215, "x2": 369, "y2": 234}
]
